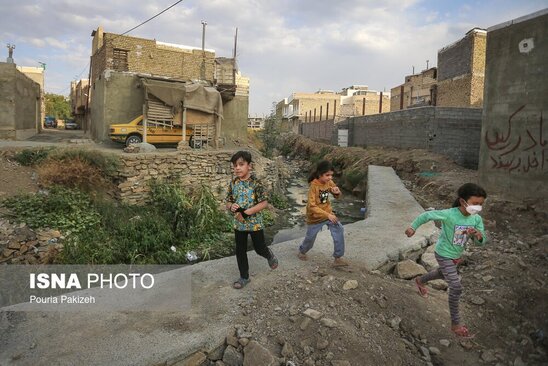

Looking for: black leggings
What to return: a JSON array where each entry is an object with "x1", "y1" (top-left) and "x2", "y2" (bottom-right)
[{"x1": 235, "y1": 230, "x2": 273, "y2": 279}]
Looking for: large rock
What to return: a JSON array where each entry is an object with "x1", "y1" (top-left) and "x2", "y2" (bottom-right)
[
  {"x1": 420, "y1": 251, "x2": 438, "y2": 271},
  {"x1": 222, "y1": 345, "x2": 243, "y2": 366},
  {"x1": 394, "y1": 259, "x2": 427, "y2": 279},
  {"x1": 243, "y1": 341, "x2": 275, "y2": 366},
  {"x1": 429, "y1": 279, "x2": 448, "y2": 290}
]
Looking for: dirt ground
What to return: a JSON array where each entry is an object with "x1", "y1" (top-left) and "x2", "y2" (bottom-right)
[
  {"x1": 0, "y1": 151, "x2": 39, "y2": 199},
  {"x1": 219, "y1": 138, "x2": 548, "y2": 366},
  {"x1": 1, "y1": 138, "x2": 547, "y2": 366}
]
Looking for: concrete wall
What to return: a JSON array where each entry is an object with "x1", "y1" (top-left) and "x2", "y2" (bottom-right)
[
  {"x1": 91, "y1": 71, "x2": 144, "y2": 141},
  {"x1": 222, "y1": 95, "x2": 249, "y2": 144},
  {"x1": 300, "y1": 119, "x2": 335, "y2": 143},
  {"x1": 479, "y1": 10, "x2": 548, "y2": 200},
  {"x1": 0, "y1": 63, "x2": 39, "y2": 140},
  {"x1": 301, "y1": 107, "x2": 482, "y2": 168}
]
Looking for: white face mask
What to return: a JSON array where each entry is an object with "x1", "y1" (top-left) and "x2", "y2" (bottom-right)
[{"x1": 464, "y1": 201, "x2": 482, "y2": 215}]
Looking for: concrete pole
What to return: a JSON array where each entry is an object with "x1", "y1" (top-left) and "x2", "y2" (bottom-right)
[{"x1": 182, "y1": 107, "x2": 187, "y2": 142}]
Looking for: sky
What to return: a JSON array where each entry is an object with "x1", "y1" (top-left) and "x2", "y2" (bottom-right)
[{"x1": 0, "y1": 0, "x2": 546, "y2": 116}]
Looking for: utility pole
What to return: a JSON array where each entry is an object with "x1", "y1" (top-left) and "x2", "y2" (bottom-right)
[
  {"x1": 201, "y1": 20, "x2": 207, "y2": 81},
  {"x1": 426, "y1": 59, "x2": 429, "y2": 69},
  {"x1": 233, "y1": 27, "x2": 238, "y2": 85}
]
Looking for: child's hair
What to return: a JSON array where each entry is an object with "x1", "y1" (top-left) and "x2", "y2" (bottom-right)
[
  {"x1": 230, "y1": 151, "x2": 252, "y2": 165},
  {"x1": 308, "y1": 160, "x2": 334, "y2": 183},
  {"x1": 452, "y1": 183, "x2": 487, "y2": 207}
]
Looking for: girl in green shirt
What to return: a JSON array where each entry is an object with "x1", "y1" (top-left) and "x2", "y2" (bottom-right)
[{"x1": 405, "y1": 183, "x2": 487, "y2": 338}]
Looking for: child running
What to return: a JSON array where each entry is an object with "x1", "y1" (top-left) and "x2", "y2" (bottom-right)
[
  {"x1": 225, "y1": 151, "x2": 278, "y2": 289},
  {"x1": 405, "y1": 183, "x2": 487, "y2": 338},
  {"x1": 298, "y1": 160, "x2": 348, "y2": 267}
]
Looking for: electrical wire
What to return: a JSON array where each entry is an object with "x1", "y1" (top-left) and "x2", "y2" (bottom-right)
[
  {"x1": 113, "y1": 0, "x2": 184, "y2": 39},
  {"x1": 63, "y1": 0, "x2": 184, "y2": 94}
]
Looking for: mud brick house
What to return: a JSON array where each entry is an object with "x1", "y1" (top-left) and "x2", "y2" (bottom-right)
[{"x1": 88, "y1": 27, "x2": 248, "y2": 145}]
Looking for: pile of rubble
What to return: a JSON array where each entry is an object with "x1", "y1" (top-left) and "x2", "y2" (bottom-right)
[{"x1": 0, "y1": 219, "x2": 63, "y2": 264}]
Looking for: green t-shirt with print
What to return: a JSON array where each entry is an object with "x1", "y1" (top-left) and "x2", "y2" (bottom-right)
[{"x1": 411, "y1": 207, "x2": 486, "y2": 259}]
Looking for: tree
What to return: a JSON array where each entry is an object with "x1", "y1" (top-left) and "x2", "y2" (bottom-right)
[
  {"x1": 260, "y1": 114, "x2": 281, "y2": 158},
  {"x1": 45, "y1": 93, "x2": 71, "y2": 120}
]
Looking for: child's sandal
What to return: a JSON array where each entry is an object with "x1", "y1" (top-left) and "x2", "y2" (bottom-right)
[
  {"x1": 415, "y1": 277, "x2": 428, "y2": 298},
  {"x1": 233, "y1": 277, "x2": 250, "y2": 289},
  {"x1": 268, "y1": 255, "x2": 278, "y2": 270},
  {"x1": 452, "y1": 325, "x2": 475, "y2": 339}
]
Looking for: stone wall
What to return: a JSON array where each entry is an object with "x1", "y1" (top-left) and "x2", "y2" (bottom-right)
[
  {"x1": 478, "y1": 10, "x2": 548, "y2": 201},
  {"x1": 116, "y1": 150, "x2": 285, "y2": 205}
]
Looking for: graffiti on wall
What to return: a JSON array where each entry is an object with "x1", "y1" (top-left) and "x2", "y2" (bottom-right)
[{"x1": 486, "y1": 105, "x2": 547, "y2": 174}]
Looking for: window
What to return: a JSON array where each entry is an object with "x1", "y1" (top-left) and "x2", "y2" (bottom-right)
[{"x1": 113, "y1": 49, "x2": 129, "y2": 71}]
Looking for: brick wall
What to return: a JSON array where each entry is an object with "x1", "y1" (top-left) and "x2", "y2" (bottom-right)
[
  {"x1": 436, "y1": 75, "x2": 473, "y2": 107},
  {"x1": 437, "y1": 30, "x2": 486, "y2": 108},
  {"x1": 300, "y1": 107, "x2": 482, "y2": 168},
  {"x1": 91, "y1": 33, "x2": 215, "y2": 84}
]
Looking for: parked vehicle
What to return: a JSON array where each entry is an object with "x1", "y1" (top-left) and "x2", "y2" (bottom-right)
[
  {"x1": 44, "y1": 116, "x2": 57, "y2": 128},
  {"x1": 64, "y1": 120, "x2": 78, "y2": 130},
  {"x1": 109, "y1": 115, "x2": 193, "y2": 147}
]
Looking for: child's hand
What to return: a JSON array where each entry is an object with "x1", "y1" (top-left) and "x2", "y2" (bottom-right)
[
  {"x1": 465, "y1": 228, "x2": 482, "y2": 241},
  {"x1": 235, "y1": 212, "x2": 245, "y2": 223},
  {"x1": 328, "y1": 214, "x2": 339, "y2": 224},
  {"x1": 331, "y1": 186, "x2": 341, "y2": 195},
  {"x1": 405, "y1": 227, "x2": 415, "y2": 237},
  {"x1": 230, "y1": 203, "x2": 240, "y2": 213}
]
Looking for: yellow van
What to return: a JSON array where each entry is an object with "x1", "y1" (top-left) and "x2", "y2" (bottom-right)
[{"x1": 109, "y1": 115, "x2": 193, "y2": 147}]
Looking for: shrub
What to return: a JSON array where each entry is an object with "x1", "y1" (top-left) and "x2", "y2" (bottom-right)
[
  {"x1": 13, "y1": 148, "x2": 53, "y2": 166},
  {"x1": 269, "y1": 192, "x2": 289, "y2": 210}
]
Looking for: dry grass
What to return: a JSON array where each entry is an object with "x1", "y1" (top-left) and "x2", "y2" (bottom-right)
[{"x1": 37, "y1": 156, "x2": 108, "y2": 191}]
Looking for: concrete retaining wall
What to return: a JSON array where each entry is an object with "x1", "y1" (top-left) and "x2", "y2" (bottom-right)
[{"x1": 478, "y1": 10, "x2": 548, "y2": 200}]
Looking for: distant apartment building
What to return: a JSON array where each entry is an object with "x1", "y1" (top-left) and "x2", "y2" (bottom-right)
[
  {"x1": 338, "y1": 85, "x2": 390, "y2": 118},
  {"x1": 70, "y1": 79, "x2": 89, "y2": 128},
  {"x1": 88, "y1": 27, "x2": 249, "y2": 144},
  {"x1": 437, "y1": 28, "x2": 487, "y2": 108},
  {"x1": 248, "y1": 117, "x2": 264, "y2": 130},
  {"x1": 277, "y1": 85, "x2": 389, "y2": 125},
  {"x1": 390, "y1": 68, "x2": 437, "y2": 111}
]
